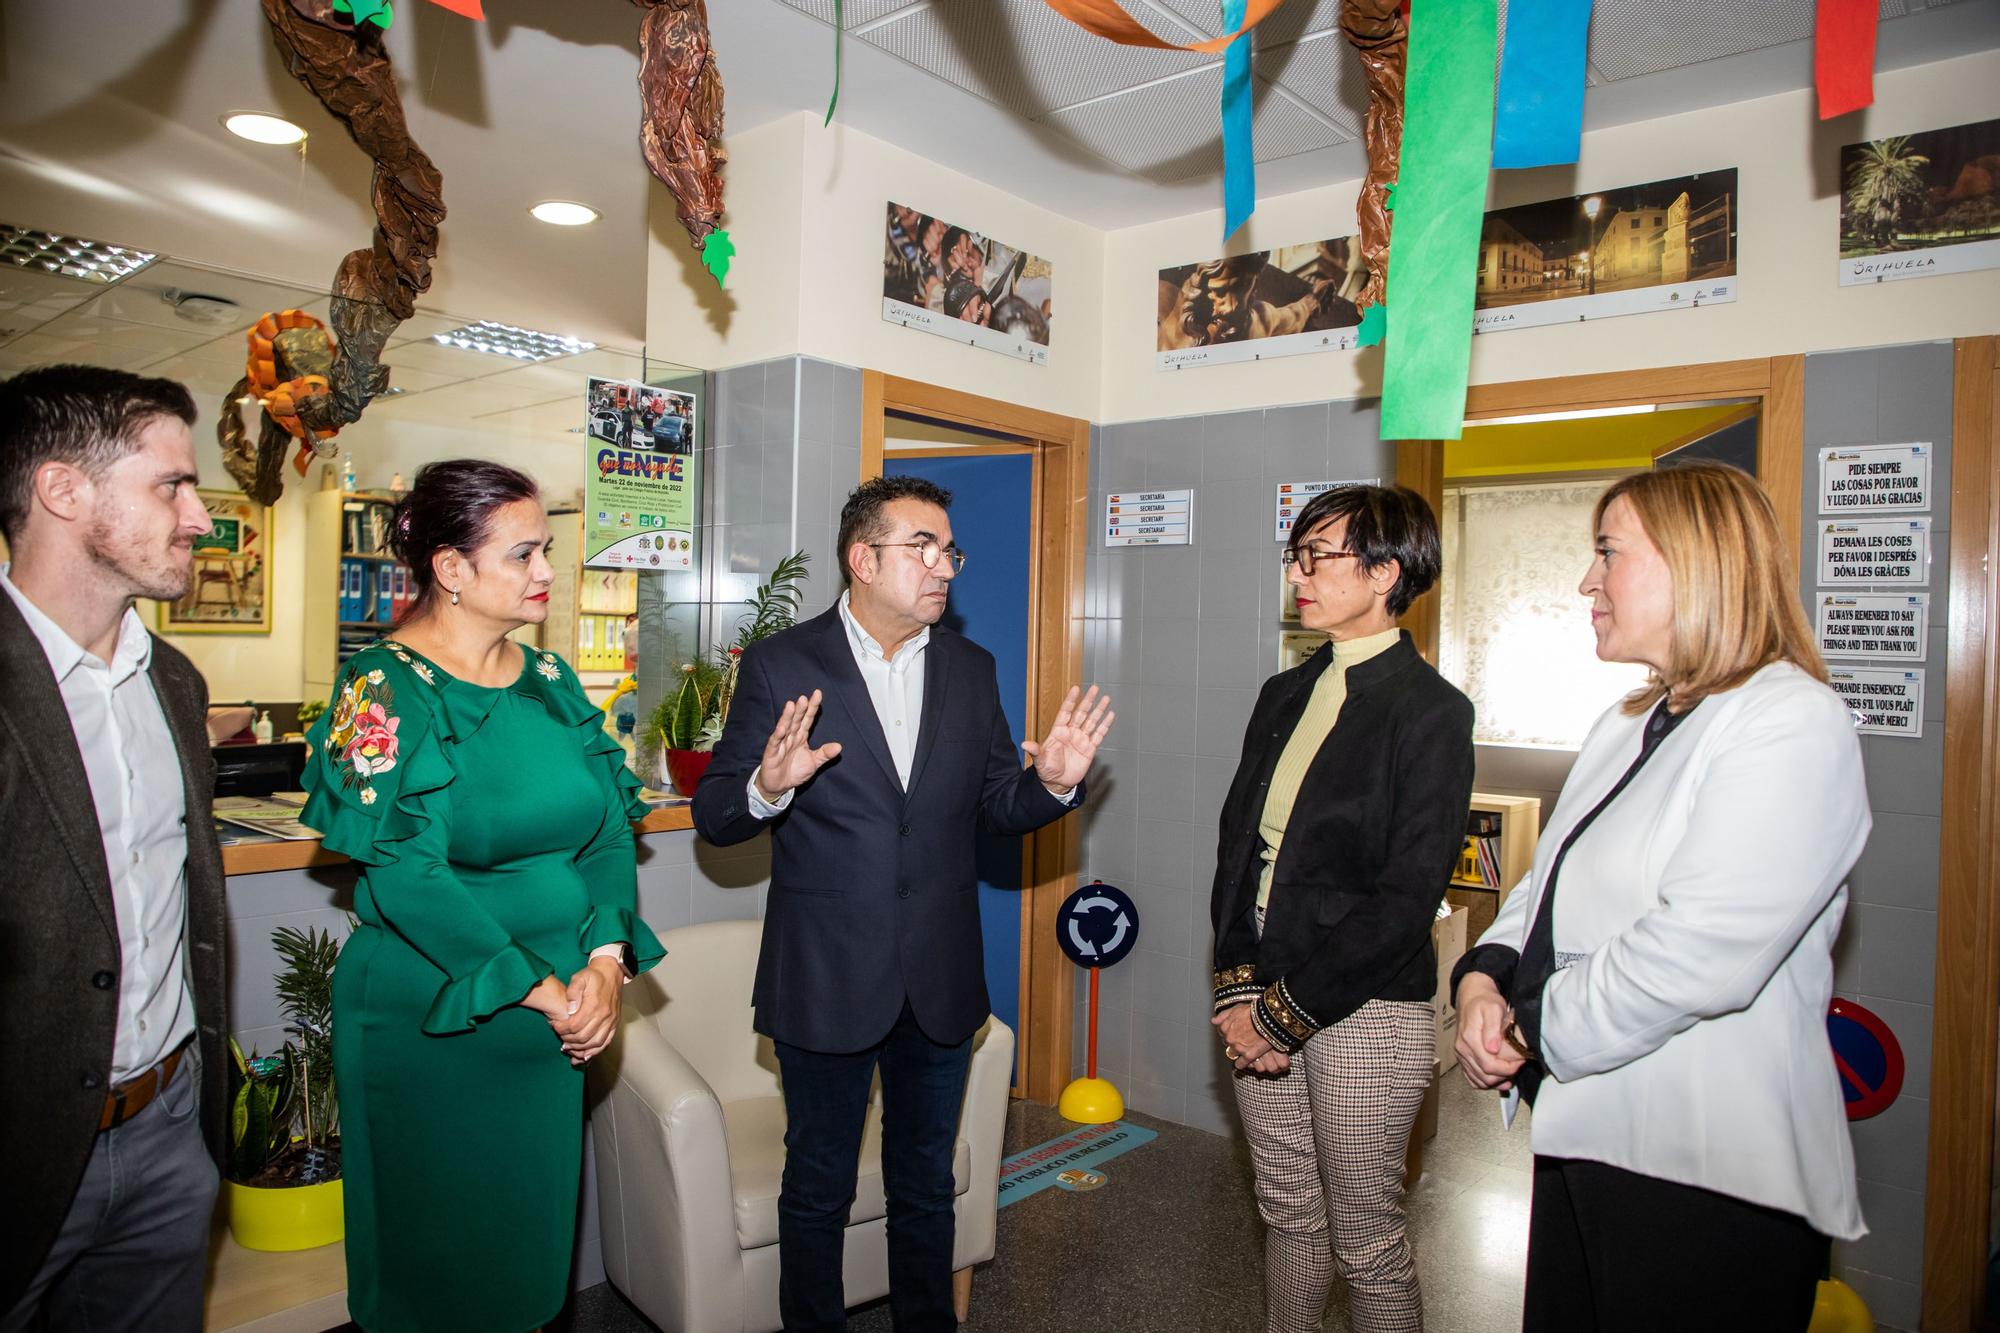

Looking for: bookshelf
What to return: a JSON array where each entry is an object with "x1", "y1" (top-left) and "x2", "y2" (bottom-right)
[
  {"x1": 303, "y1": 490, "x2": 412, "y2": 702},
  {"x1": 1446, "y1": 792, "x2": 1542, "y2": 942},
  {"x1": 304, "y1": 500, "x2": 623, "y2": 704}
]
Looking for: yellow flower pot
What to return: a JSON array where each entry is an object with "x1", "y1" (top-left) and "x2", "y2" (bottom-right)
[{"x1": 225, "y1": 1178, "x2": 344, "y2": 1252}]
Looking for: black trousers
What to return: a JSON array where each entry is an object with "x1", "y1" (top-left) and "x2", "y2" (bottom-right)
[
  {"x1": 772, "y1": 1001, "x2": 974, "y2": 1333},
  {"x1": 1524, "y1": 1156, "x2": 1828, "y2": 1333}
]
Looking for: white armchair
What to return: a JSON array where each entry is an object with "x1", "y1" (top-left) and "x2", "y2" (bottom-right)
[{"x1": 590, "y1": 919, "x2": 1015, "y2": 1333}]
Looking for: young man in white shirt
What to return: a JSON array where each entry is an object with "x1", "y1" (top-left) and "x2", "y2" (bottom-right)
[{"x1": 0, "y1": 365, "x2": 230, "y2": 1333}]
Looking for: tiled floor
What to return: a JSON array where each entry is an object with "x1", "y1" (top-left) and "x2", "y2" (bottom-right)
[{"x1": 547, "y1": 1073, "x2": 1533, "y2": 1333}]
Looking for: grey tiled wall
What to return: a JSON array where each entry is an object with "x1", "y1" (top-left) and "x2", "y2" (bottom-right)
[
  {"x1": 1074, "y1": 400, "x2": 1396, "y2": 1136},
  {"x1": 1802, "y1": 343, "x2": 1954, "y2": 1333}
]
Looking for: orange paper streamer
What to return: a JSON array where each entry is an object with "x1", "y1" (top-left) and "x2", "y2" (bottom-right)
[{"x1": 1039, "y1": 0, "x2": 1289, "y2": 53}]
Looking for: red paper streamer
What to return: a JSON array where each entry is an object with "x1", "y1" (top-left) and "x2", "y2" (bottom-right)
[
  {"x1": 424, "y1": 0, "x2": 485, "y2": 18},
  {"x1": 1815, "y1": 0, "x2": 1876, "y2": 119}
]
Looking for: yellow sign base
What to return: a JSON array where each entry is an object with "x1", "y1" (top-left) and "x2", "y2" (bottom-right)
[{"x1": 1057, "y1": 1076, "x2": 1125, "y2": 1125}]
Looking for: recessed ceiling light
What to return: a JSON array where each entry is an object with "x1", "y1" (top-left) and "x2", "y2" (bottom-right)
[
  {"x1": 529, "y1": 200, "x2": 600, "y2": 227},
  {"x1": 431, "y1": 319, "x2": 595, "y2": 363},
  {"x1": 223, "y1": 113, "x2": 307, "y2": 146},
  {"x1": 0, "y1": 224, "x2": 157, "y2": 284}
]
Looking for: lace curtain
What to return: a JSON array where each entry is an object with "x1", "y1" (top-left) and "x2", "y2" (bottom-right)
[{"x1": 1438, "y1": 480, "x2": 1651, "y2": 747}]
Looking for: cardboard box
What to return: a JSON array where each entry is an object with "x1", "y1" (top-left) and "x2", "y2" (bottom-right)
[{"x1": 1432, "y1": 904, "x2": 1469, "y2": 1073}]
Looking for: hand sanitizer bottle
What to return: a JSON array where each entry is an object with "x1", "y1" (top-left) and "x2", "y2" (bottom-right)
[{"x1": 253, "y1": 710, "x2": 274, "y2": 744}]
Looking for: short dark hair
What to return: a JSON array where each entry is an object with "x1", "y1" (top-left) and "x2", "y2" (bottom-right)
[
  {"x1": 0, "y1": 364, "x2": 198, "y2": 543},
  {"x1": 835, "y1": 475, "x2": 953, "y2": 588},
  {"x1": 1287, "y1": 483, "x2": 1441, "y2": 617},
  {"x1": 388, "y1": 459, "x2": 541, "y2": 619}
]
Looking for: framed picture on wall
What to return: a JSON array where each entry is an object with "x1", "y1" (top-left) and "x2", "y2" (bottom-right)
[{"x1": 159, "y1": 489, "x2": 272, "y2": 634}]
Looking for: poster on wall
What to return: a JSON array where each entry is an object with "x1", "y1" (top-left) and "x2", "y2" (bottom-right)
[
  {"x1": 883, "y1": 202, "x2": 1052, "y2": 365},
  {"x1": 1471, "y1": 170, "x2": 1739, "y2": 334},
  {"x1": 584, "y1": 376, "x2": 696, "y2": 572},
  {"x1": 1156, "y1": 238, "x2": 1365, "y2": 370},
  {"x1": 159, "y1": 489, "x2": 270, "y2": 633},
  {"x1": 1840, "y1": 116, "x2": 2000, "y2": 285},
  {"x1": 1818, "y1": 592, "x2": 1930, "y2": 662},
  {"x1": 1817, "y1": 517, "x2": 1932, "y2": 587},
  {"x1": 1275, "y1": 478, "x2": 1379, "y2": 541},
  {"x1": 1828, "y1": 666, "x2": 1926, "y2": 738},
  {"x1": 1818, "y1": 443, "x2": 1931, "y2": 513}
]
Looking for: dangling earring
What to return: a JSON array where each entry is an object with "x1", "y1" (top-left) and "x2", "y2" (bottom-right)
[{"x1": 450, "y1": 588, "x2": 460, "y2": 606}]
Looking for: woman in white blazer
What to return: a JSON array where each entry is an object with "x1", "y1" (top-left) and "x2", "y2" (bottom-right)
[{"x1": 1452, "y1": 462, "x2": 1870, "y2": 1333}]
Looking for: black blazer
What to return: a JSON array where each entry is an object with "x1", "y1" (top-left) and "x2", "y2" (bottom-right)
[
  {"x1": 0, "y1": 592, "x2": 228, "y2": 1303},
  {"x1": 694, "y1": 606, "x2": 1078, "y2": 1052},
  {"x1": 1209, "y1": 632, "x2": 1474, "y2": 1052}
]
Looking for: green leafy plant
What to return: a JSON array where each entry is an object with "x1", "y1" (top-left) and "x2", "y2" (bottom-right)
[
  {"x1": 644, "y1": 550, "x2": 811, "y2": 754},
  {"x1": 297, "y1": 698, "x2": 326, "y2": 726},
  {"x1": 227, "y1": 924, "x2": 342, "y2": 1186}
]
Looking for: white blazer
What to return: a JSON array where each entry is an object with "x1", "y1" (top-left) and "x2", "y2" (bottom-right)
[{"x1": 1478, "y1": 661, "x2": 1871, "y2": 1239}]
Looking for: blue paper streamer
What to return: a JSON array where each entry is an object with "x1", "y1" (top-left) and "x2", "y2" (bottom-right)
[
  {"x1": 1492, "y1": 0, "x2": 1593, "y2": 170},
  {"x1": 1220, "y1": 0, "x2": 1255, "y2": 240}
]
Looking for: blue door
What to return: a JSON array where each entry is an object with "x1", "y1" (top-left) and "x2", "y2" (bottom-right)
[{"x1": 885, "y1": 452, "x2": 1033, "y2": 1074}]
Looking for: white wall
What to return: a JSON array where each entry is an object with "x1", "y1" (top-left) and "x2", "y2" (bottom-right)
[
  {"x1": 1095, "y1": 47, "x2": 2000, "y2": 423},
  {"x1": 646, "y1": 113, "x2": 1106, "y2": 424}
]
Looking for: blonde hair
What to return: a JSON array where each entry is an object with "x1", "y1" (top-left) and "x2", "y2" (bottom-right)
[{"x1": 1593, "y1": 463, "x2": 1826, "y2": 715}]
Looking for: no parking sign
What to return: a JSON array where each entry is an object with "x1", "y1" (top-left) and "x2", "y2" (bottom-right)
[{"x1": 1827, "y1": 999, "x2": 1904, "y2": 1121}]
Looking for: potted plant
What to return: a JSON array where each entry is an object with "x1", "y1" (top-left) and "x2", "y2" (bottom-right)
[
  {"x1": 647, "y1": 550, "x2": 811, "y2": 796},
  {"x1": 225, "y1": 924, "x2": 344, "y2": 1252}
]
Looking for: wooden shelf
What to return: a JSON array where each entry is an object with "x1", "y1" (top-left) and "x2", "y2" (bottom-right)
[{"x1": 221, "y1": 803, "x2": 695, "y2": 877}]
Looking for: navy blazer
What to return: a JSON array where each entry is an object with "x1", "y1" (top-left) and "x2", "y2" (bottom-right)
[{"x1": 693, "y1": 606, "x2": 1078, "y2": 1052}]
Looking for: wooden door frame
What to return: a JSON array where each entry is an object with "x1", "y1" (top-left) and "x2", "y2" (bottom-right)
[
  {"x1": 1927, "y1": 335, "x2": 2000, "y2": 1333},
  {"x1": 1394, "y1": 356, "x2": 1805, "y2": 660},
  {"x1": 860, "y1": 371, "x2": 1089, "y2": 1105}
]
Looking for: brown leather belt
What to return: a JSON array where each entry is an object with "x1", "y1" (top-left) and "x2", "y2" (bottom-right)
[{"x1": 99, "y1": 1038, "x2": 191, "y2": 1133}]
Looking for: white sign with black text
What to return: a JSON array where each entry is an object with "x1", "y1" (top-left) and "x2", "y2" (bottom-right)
[
  {"x1": 1106, "y1": 489, "x2": 1194, "y2": 548},
  {"x1": 1818, "y1": 444, "x2": 1931, "y2": 514},
  {"x1": 1828, "y1": 666, "x2": 1926, "y2": 738},
  {"x1": 1817, "y1": 593, "x2": 1930, "y2": 662},
  {"x1": 1817, "y1": 518, "x2": 1931, "y2": 587},
  {"x1": 1275, "y1": 479, "x2": 1381, "y2": 542}
]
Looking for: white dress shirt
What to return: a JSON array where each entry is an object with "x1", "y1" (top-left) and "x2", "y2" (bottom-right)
[
  {"x1": 748, "y1": 592, "x2": 1076, "y2": 816},
  {"x1": 2, "y1": 567, "x2": 194, "y2": 1082}
]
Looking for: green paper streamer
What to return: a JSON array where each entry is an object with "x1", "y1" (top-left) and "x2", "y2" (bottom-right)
[
  {"x1": 702, "y1": 230, "x2": 736, "y2": 288},
  {"x1": 1383, "y1": 180, "x2": 1397, "y2": 212},
  {"x1": 825, "y1": 0, "x2": 842, "y2": 126},
  {"x1": 332, "y1": 0, "x2": 395, "y2": 29},
  {"x1": 1379, "y1": 0, "x2": 1499, "y2": 442},
  {"x1": 1357, "y1": 303, "x2": 1388, "y2": 348}
]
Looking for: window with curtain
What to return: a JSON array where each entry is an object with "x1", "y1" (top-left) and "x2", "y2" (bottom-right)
[{"x1": 1437, "y1": 479, "x2": 1652, "y2": 748}]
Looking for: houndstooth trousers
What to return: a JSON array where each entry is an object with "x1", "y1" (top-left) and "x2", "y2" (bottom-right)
[{"x1": 1232, "y1": 996, "x2": 1436, "y2": 1333}]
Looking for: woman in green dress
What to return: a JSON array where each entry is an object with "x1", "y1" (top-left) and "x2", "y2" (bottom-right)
[{"x1": 303, "y1": 460, "x2": 663, "y2": 1332}]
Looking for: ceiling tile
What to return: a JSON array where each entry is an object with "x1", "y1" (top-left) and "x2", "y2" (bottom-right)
[
  {"x1": 1040, "y1": 68, "x2": 1348, "y2": 182},
  {"x1": 0, "y1": 267, "x2": 100, "y2": 339},
  {"x1": 1148, "y1": 0, "x2": 1344, "y2": 43},
  {"x1": 371, "y1": 336, "x2": 530, "y2": 377},
  {"x1": 865, "y1": 0, "x2": 1212, "y2": 117},
  {"x1": 777, "y1": 0, "x2": 926, "y2": 26},
  {"x1": 1255, "y1": 31, "x2": 1368, "y2": 134},
  {"x1": 363, "y1": 377, "x2": 573, "y2": 423},
  {"x1": 77, "y1": 261, "x2": 324, "y2": 333},
  {"x1": 1589, "y1": 0, "x2": 1909, "y2": 81}
]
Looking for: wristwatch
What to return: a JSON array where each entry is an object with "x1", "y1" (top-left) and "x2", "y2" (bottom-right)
[{"x1": 613, "y1": 941, "x2": 638, "y2": 980}]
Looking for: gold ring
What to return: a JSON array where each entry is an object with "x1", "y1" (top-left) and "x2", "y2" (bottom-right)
[{"x1": 1224, "y1": 1045, "x2": 1238, "y2": 1060}]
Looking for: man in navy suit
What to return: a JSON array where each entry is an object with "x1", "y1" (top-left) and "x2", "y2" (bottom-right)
[{"x1": 694, "y1": 475, "x2": 1112, "y2": 1332}]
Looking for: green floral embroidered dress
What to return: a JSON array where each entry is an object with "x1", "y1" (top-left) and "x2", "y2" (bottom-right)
[{"x1": 302, "y1": 640, "x2": 663, "y2": 1333}]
